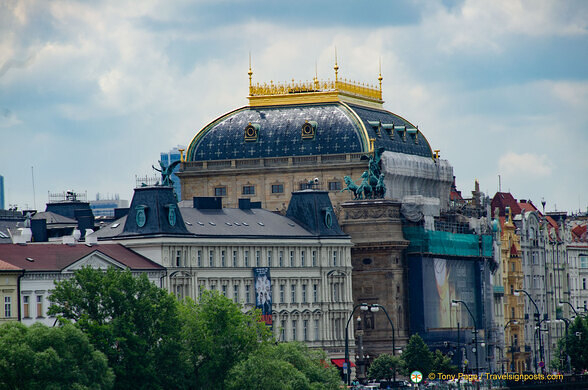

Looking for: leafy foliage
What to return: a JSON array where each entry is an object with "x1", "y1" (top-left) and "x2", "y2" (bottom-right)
[
  {"x1": 0, "y1": 322, "x2": 113, "y2": 390},
  {"x1": 367, "y1": 353, "x2": 403, "y2": 381},
  {"x1": 431, "y1": 349, "x2": 458, "y2": 375},
  {"x1": 48, "y1": 267, "x2": 187, "y2": 390},
  {"x1": 226, "y1": 342, "x2": 342, "y2": 390},
  {"x1": 180, "y1": 290, "x2": 273, "y2": 389},
  {"x1": 551, "y1": 316, "x2": 588, "y2": 373},
  {"x1": 401, "y1": 334, "x2": 433, "y2": 375}
]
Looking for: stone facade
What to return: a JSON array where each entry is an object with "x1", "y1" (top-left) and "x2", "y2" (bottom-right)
[{"x1": 339, "y1": 200, "x2": 410, "y2": 363}]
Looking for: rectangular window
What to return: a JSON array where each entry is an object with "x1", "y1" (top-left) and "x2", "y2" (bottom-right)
[
  {"x1": 313, "y1": 284, "x2": 318, "y2": 303},
  {"x1": 36, "y1": 295, "x2": 43, "y2": 318},
  {"x1": 302, "y1": 284, "x2": 307, "y2": 303},
  {"x1": 233, "y1": 251, "x2": 238, "y2": 267},
  {"x1": 197, "y1": 250, "x2": 202, "y2": 267},
  {"x1": 210, "y1": 284, "x2": 216, "y2": 291},
  {"x1": 242, "y1": 185, "x2": 255, "y2": 195},
  {"x1": 580, "y1": 255, "x2": 588, "y2": 269},
  {"x1": 214, "y1": 187, "x2": 227, "y2": 196},
  {"x1": 280, "y1": 285, "x2": 285, "y2": 303},
  {"x1": 328, "y1": 181, "x2": 342, "y2": 191},
  {"x1": 312, "y1": 250, "x2": 317, "y2": 267},
  {"x1": 301, "y1": 251, "x2": 305, "y2": 267},
  {"x1": 279, "y1": 251, "x2": 284, "y2": 267},
  {"x1": 303, "y1": 320, "x2": 309, "y2": 341},
  {"x1": 4, "y1": 296, "x2": 11, "y2": 318},
  {"x1": 280, "y1": 327, "x2": 285, "y2": 342},
  {"x1": 245, "y1": 285, "x2": 251, "y2": 304},
  {"x1": 268, "y1": 250, "x2": 272, "y2": 267},
  {"x1": 271, "y1": 184, "x2": 284, "y2": 194},
  {"x1": 292, "y1": 320, "x2": 297, "y2": 340},
  {"x1": 234, "y1": 285, "x2": 239, "y2": 302},
  {"x1": 333, "y1": 250, "x2": 338, "y2": 266},
  {"x1": 314, "y1": 319, "x2": 320, "y2": 341},
  {"x1": 245, "y1": 251, "x2": 249, "y2": 267},
  {"x1": 176, "y1": 250, "x2": 182, "y2": 267},
  {"x1": 333, "y1": 283, "x2": 339, "y2": 302},
  {"x1": 221, "y1": 250, "x2": 226, "y2": 267},
  {"x1": 256, "y1": 250, "x2": 261, "y2": 267},
  {"x1": 291, "y1": 284, "x2": 296, "y2": 303},
  {"x1": 222, "y1": 285, "x2": 227, "y2": 297},
  {"x1": 23, "y1": 296, "x2": 30, "y2": 318},
  {"x1": 209, "y1": 250, "x2": 215, "y2": 267},
  {"x1": 290, "y1": 251, "x2": 295, "y2": 267}
]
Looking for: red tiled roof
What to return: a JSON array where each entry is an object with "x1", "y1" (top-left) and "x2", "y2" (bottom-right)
[
  {"x1": 510, "y1": 243, "x2": 519, "y2": 257},
  {"x1": 518, "y1": 201, "x2": 538, "y2": 213},
  {"x1": 572, "y1": 225, "x2": 587, "y2": 241},
  {"x1": 0, "y1": 259, "x2": 22, "y2": 271},
  {"x1": 0, "y1": 243, "x2": 163, "y2": 271},
  {"x1": 491, "y1": 192, "x2": 521, "y2": 217}
]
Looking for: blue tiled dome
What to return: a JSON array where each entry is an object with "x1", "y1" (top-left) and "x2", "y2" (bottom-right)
[{"x1": 186, "y1": 102, "x2": 432, "y2": 161}]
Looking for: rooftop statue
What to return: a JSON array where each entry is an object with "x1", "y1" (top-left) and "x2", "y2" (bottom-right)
[
  {"x1": 343, "y1": 147, "x2": 387, "y2": 200},
  {"x1": 152, "y1": 160, "x2": 181, "y2": 187}
]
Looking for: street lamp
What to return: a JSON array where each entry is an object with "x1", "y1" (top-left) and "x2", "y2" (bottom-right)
[
  {"x1": 515, "y1": 289, "x2": 545, "y2": 374},
  {"x1": 504, "y1": 320, "x2": 518, "y2": 372},
  {"x1": 452, "y1": 299, "x2": 479, "y2": 378},
  {"x1": 559, "y1": 300, "x2": 579, "y2": 317},
  {"x1": 344, "y1": 303, "x2": 396, "y2": 386}
]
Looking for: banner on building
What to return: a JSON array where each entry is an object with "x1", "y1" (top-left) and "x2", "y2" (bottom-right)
[{"x1": 253, "y1": 267, "x2": 272, "y2": 326}]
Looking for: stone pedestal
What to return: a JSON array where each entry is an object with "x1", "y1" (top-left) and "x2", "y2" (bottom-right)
[{"x1": 340, "y1": 200, "x2": 410, "y2": 357}]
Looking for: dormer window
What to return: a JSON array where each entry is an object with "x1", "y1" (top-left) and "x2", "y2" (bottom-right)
[
  {"x1": 244, "y1": 122, "x2": 260, "y2": 142},
  {"x1": 368, "y1": 120, "x2": 381, "y2": 137},
  {"x1": 395, "y1": 125, "x2": 407, "y2": 142},
  {"x1": 301, "y1": 120, "x2": 317, "y2": 140},
  {"x1": 382, "y1": 123, "x2": 394, "y2": 139}
]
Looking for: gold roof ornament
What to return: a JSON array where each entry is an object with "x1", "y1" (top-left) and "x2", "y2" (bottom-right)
[{"x1": 247, "y1": 51, "x2": 384, "y2": 108}]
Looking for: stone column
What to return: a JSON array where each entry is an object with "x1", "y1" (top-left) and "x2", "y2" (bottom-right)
[{"x1": 339, "y1": 199, "x2": 410, "y2": 356}]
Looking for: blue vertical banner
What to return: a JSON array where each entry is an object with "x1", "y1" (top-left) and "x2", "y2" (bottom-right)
[{"x1": 253, "y1": 267, "x2": 272, "y2": 326}]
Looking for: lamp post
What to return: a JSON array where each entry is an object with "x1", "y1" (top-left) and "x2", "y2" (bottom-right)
[
  {"x1": 515, "y1": 289, "x2": 545, "y2": 374},
  {"x1": 345, "y1": 303, "x2": 396, "y2": 386},
  {"x1": 559, "y1": 300, "x2": 579, "y2": 317},
  {"x1": 504, "y1": 320, "x2": 518, "y2": 372},
  {"x1": 345, "y1": 304, "x2": 368, "y2": 386},
  {"x1": 452, "y1": 300, "x2": 479, "y2": 378}
]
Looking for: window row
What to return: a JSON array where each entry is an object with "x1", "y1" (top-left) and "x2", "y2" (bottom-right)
[
  {"x1": 275, "y1": 317, "x2": 322, "y2": 342},
  {"x1": 173, "y1": 248, "x2": 342, "y2": 268},
  {"x1": 213, "y1": 181, "x2": 345, "y2": 197}
]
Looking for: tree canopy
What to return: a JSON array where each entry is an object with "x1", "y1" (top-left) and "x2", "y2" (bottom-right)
[
  {"x1": 367, "y1": 353, "x2": 403, "y2": 382},
  {"x1": 226, "y1": 342, "x2": 341, "y2": 390},
  {"x1": 401, "y1": 334, "x2": 433, "y2": 376},
  {"x1": 48, "y1": 267, "x2": 187, "y2": 390},
  {"x1": 0, "y1": 322, "x2": 113, "y2": 390},
  {"x1": 551, "y1": 316, "x2": 588, "y2": 373}
]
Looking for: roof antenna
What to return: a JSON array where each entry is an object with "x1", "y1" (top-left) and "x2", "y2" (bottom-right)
[
  {"x1": 378, "y1": 57, "x2": 383, "y2": 93},
  {"x1": 314, "y1": 60, "x2": 319, "y2": 89}
]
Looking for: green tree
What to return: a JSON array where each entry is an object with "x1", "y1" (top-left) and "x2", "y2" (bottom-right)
[
  {"x1": 367, "y1": 354, "x2": 403, "y2": 382},
  {"x1": 48, "y1": 267, "x2": 187, "y2": 390},
  {"x1": 0, "y1": 321, "x2": 114, "y2": 390},
  {"x1": 401, "y1": 334, "x2": 433, "y2": 376},
  {"x1": 226, "y1": 342, "x2": 342, "y2": 390},
  {"x1": 431, "y1": 349, "x2": 457, "y2": 375},
  {"x1": 180, "y1": 290, "x2": 273, "y2": 389},
  {"x1": 552, "y1": 316, "x2": 588, "y2": 373}
]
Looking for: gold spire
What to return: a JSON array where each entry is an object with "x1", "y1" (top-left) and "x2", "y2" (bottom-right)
[
  {"x1": 378, "y1": 57, "x2": 383, "y2": 93},
  {"x1": 313, "y1": 61, "x2": 319, "y2": 89},
  {"x1": 334, "y1": 47, "x2": 339, "y2": 82},
  {"x1": 248, "y1": 52, "x2": 253, "y2": 94}
]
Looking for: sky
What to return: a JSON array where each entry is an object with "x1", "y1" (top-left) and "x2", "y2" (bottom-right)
[{"x1": 1, "y1": 0, "x2": 587, "y2": 214}]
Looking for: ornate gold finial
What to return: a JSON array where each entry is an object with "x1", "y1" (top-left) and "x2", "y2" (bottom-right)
[
  {"x1": 369, "y1": 137, "x2": 375, "y2": 153},
  {"x1": 178, "y1": 148, "x2": 185, "y2": 163},
  {"x1": 334, "y1": 47, "x2": 339, "y2": 83},
  {"x1": 378, "y1": 57, "x2": 383, "y2": 92},
  {"x1": 314, "y1": 61, "x2": 319, "y2": 89},
  {"x1": 248, "y1": 52, "x2": 253, "y2": 94}
]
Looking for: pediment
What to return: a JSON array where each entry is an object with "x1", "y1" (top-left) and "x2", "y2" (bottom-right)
[{"x1": 62, "y1": 251, "x2": 128, "y2": 273}]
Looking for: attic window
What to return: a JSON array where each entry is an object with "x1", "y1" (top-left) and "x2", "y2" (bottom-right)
[
  {"x1": 244, "y1": 122, "x2": 260, "y2": 142},
  {"x1": 197, "y1": 221, "x2": 204, "y2": 226},
  {"x1": 26, "y1": 257, "x2": 34, "y2": 262},
  {"x1": 209, "y1": 222, "x2": 216, "y2": 226},
  {"x1": 242, "y1": 222, "x2": 249, "y2": 226},
  {"x1": 367, "y1": 120, "x2": 381, "y2": 137},
  {"x1": 382, "y1": 123, "x2": 394, "y2": 139},
  {"x1": 225, "y1": 222, "x2": 232, "y2": 226},
  {"x1": 186, "y1": 221, "x2": 193, "y2": 226},
  {"x1": 111, "y1": 223, "x2": 120, "y2": 228},
  {"x1": 287, "y1": 223, "x2": 295, "y2": 227},
  {"x1": 301, "y1": 120, "x2": 317, "y2": 140},
  {"x1": 407, "y1": 128, "x2": 419, "y2": 144},
  {"x1": 395, "y1": 125, "x2": 407, "y2": 141},
  {"x1": 234, "y1": 222, "x2": 241, "y2": 226},
  {"x1": 257, "y1": 222, "x2": 265, "y2": 226},
  {"x1": 0, "y1": 231, "x2": 8, "y2": 238}
]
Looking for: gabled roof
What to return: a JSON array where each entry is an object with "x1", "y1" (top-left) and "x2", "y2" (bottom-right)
[
  {"x1": 510, "y1": 243, "x2": 519, "y2": 257},
  {"x1": 0, "y1": 259, "x2": 22, "y2": 271},
  {"x1": 572, "y1": 224, "x2": 587, "y2": 242},
  {"x1": 32, "y1": 211, "x2": 77, "y2": 225},
  {"x1": 491, "y1": 192, "x2": 522, "y2": 217},
  {"x1": 0, "y1": 243, "x2": 163, "y2": 271}
]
